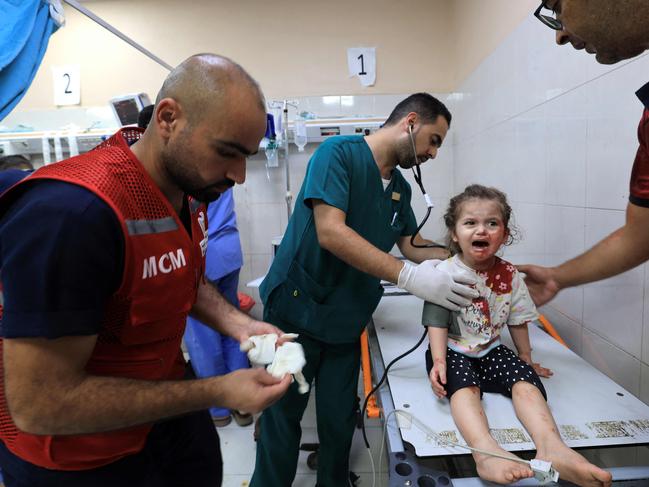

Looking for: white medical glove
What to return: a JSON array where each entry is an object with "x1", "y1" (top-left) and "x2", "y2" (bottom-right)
[
  {"x1": 240, "y1": 333, "x2": 301, "y2": 366},
  {"x1": 397, "y1": 259, "x2": 478, "y2": 311},
  {"x1": 240, "y1": 334, "x2": 278, "y2": 365},
  {"x1": 266, "y1": 342, "x2": 309, "y2": 394}
]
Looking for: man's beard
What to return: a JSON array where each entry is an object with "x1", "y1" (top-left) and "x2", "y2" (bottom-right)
[
  {"x1": 396, "y1": 138, "x2": 418, "y2": 169},
  {"x1": 186, "y1": 179, "x2": 234, "y2": 203},
  {"x1": 161, "y1": 148, "x2": 234, "y2": 203}
]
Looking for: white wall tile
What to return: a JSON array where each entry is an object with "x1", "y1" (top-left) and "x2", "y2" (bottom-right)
[
  {"x1": 549, "y1": 287, "x2": 584, "y2": 325},
  {"x1": 248, "y1": 202, "x2": 284, "y2": 254},
  {"x1": 544, "y1": 205, "x2": 586, "y2": 259},
  {"x1": 374, "y1": 94, "x2": 409, "y2": 116},
  {"x1": 415, "y1": 135, "x2": 455, "y2": 200},
  {"x1": 467, "y1": 123, "x2": 517, "y2": 193},
  {"x1": 583, "y1": 282, "x2": 644, "y2": 358},
  {"x1": 238, "y1": 259, "x2": 252, "y2": 292},
  {"x1": 581, "y1": 208, "x2": 643, "y2": 357},
  {"x1": 544, "y1": 86, "x2": 590, "y2": 121},
  {"x1": 244, "y1": 154, "x2": 294, "y2": 205},
  {"x1": 339, "y1": 95, "x2": 376, "y2": 117},
  {"x1": 453, "y1": 138, "x2": 479, "y2": 192},
  {"x1": 233, "y1": 187, "x2": 252, "y2": 256},
  {"x1": 542, "y1": 205, "x2": 586, "y2": 321},
  {"x1": 581, "y1": 328, "x2": 641, "y2": 396},
  {"x1": 585, "y1": 125, "x2": 636, "y2": 211},
  {"x1": 538, "y1": 306, "x2": 583, "y2": 355},
  {"x1": 452, "y1": 91, "x2": 482, "y2": 144},
  {"x1": 308, "y1": 96, "x2": 341, "y2": 118},
  {"x1": 514, "y1": 18, "x2": 556, "y2": 113},
  {"x1": 584, "y1": 209, "x2": 644, "y2": 287},
  {"x1": 640, "y1": 363, "x2": 649, "y2": 406},
  {"x1": 584, "y1": 73, "x2": 639, "y2": 210},
  {"x1": 544, "y1": 103, "x2": 587, "y2": 207},
  {"x1": 482, "y1": 41, "x2": 516, "y2": 128},
  {"x1": 585, "y1": 53, "x2": 649, "y2": 117},
  {"x1": 506, "y1": 203, "x2": 545, "y2": 257},
  {"x1": 513, "y1": 113, "x2": 547, "y2": 204}
]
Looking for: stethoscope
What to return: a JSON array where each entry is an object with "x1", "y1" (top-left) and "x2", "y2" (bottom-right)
[{"x1": 407, "y1": 123, "x2": 446, "y2": 249}]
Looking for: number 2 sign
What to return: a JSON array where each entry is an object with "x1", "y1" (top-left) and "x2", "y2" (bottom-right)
[
  {"x1": 347, "y1": 48, "x2": 376, "y2": 87},
  {"x1": 52, "y1": 65, "x2": 81, "y2": 106}
]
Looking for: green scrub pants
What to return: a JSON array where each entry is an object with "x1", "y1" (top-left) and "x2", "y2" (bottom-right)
[{"x1": 250, "y1": 323, "x2": 361, "y2": 487}]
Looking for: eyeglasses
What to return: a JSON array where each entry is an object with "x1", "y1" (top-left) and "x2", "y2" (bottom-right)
[{"x1": 534, "y1": 1, "x2": 563, "y2": 30}]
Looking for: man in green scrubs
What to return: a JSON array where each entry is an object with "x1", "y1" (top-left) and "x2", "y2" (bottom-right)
[{"x1": 250, "y1": 93, "x2": 477, "y2": 487}]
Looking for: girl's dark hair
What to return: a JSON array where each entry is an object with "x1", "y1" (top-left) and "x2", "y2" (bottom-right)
[{"x1": 443, "y1": 184, "x2": 520, "y2": 255}]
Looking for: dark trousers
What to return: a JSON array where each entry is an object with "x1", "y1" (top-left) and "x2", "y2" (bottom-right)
[
  {"x1": 250, "y1": 318, "x2": 361, "y2": 487},
  {"x1": 0, "y1": 409, "x2": 222, "y2": 487}
]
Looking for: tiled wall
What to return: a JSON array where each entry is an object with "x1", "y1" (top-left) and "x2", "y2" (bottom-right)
[{"x1": 450, "y1": 14, "x2": 649, "y2": 403}]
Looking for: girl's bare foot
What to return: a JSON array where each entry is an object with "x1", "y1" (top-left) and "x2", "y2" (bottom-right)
[
  {"x1": 473, "y1": 446, "x2": 533, "y2": 484},
  {"x1": 537, "y1": 443, "x2": 612, "y2": 487}
]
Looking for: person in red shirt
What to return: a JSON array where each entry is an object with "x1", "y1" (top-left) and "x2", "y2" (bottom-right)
[
  {"x1": 520, "y1": 1, "x2": 649, "y2": 305},
  {"x1": 0, "y1": 53, "x2": 291, "y2": 487}
]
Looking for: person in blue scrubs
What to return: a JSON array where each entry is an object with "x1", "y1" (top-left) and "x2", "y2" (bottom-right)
[
  {"x1": 184, "y1": 189, "x2": 252, "y2": 427},
  {"x1": 251, "y1": 93, "x2": 479, "y2": 487},
  {"x1": 0, "y1": 156, "x2": 33, "y2": 193}
]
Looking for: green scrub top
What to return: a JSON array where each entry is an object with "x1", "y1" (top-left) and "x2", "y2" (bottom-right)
[{"x1": 260, "y1": 135, "x2": 418, "y2": 344}]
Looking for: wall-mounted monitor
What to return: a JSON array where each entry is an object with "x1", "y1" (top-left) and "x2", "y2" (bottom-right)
[{"x1": 109, "y1": 93, "x2": 151, "y2": 127}]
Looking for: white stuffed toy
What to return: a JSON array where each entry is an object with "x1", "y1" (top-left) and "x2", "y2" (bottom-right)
[{"x1": 240, "y1": 333, "x2": 309, "y2": 394}]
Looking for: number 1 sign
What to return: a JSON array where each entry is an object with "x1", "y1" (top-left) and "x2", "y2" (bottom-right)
[
  {"x1": 347, "y1": 48, "x2": 376, "y2": 87},
  {"x1": 52, "y1": 65, "x2": 81, "y2": 106}
]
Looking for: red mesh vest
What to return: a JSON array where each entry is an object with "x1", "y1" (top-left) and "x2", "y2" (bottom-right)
[{"x1": 0, "y1": 128, "x2": 207, "y2": 470}]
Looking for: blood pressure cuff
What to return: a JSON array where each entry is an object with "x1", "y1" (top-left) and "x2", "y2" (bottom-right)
[{"x1": 421, "y1": 301, "x2": 461, "y2": 337}]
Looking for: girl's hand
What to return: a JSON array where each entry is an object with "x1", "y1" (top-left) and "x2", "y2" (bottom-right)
[
  {"x1": 531, "y1": 362, "x2": 553, "y2": 378},
  {"x1": 519, "y1": 354, "x2": 553, "y2": 378},
  {"x1": 429, "y1": 359, "x2": 448, "y2": 398}
]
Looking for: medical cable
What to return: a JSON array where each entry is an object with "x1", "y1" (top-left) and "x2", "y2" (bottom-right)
[
  {"x1": 406, "y1": 125, "x2": 446, "y2": 250},
  {"x1": 360, "y1": 328, "x2": 426, "y2": 487},
  {"x1": 365, "y1": 443, "x2": 376, "y2": 487},
  {"x1": 360, "y1": 327, "x2": 427, "y2": 450}
]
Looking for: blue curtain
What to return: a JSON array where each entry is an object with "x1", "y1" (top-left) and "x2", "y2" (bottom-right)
[{"x1": 0, "y1": 0, "x2": 64, "y2": 121}]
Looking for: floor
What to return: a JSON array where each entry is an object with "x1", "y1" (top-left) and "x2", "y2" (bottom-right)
[{"x1": 219, "y1": 383, "x2": 391, "y2": 487}]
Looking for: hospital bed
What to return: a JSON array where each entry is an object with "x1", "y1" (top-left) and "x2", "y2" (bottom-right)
[{"x1": 367, "y1": 294, "x2": 649, "y2": 486}]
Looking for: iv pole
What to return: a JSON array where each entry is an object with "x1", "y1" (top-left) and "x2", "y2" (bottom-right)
[
  {"x1": 269, "y1": 99, "x2": 298, "y2": 221},
  {"x1": 282, "y1": 101, "x2": 292, "y2": 220}
]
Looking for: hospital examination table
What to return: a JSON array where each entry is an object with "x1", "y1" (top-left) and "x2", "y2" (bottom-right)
[{"x1": 367, "y1": 294, "x2": 649, "y2": 486}]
